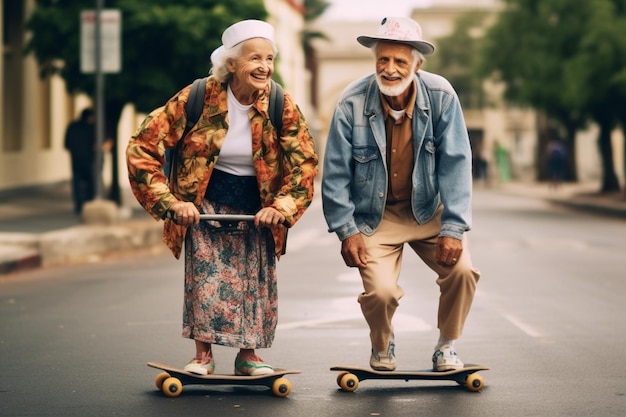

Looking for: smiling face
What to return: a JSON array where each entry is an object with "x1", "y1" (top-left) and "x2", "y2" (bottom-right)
[
  {"x1": 374, "y1": 41, "x2": 421, "y2": 103},
  {"x1": 227, "y1": 38, "x2": 275, "y2": 105}
]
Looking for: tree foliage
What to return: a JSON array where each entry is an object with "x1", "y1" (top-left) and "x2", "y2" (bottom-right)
[
  {"x1": 25, "y1": 0, "x2": 268, "y2": 113},
  {"x1": 480, "y1": 0, "x2": 626, "y2": 191},
  {"x1": 426, "y1": 11, "x2": 489, "y2": 110},
  {"x1": 25, "y1": 0, "x2": 269, "y2": 203},
  {"x1": 302, "y1": 0, "x2": 331, "y2": 54},
  {"x1": 302, "y1": 0, "x2": 331, "y2": 109}
]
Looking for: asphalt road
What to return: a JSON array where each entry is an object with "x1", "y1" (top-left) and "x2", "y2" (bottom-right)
[{"x1": 1, "y1": 189, "x2": 625, "y2": 416}]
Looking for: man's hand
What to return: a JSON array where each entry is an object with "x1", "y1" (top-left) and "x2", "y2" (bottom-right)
[
  {"x1": 168, "y1": 201, "x2": 200, "y2": 226},
  {"x1": 254, "y1": 207, "x2": 286, "y2": 227},
  {"x1": 436, "y1": 236, "x2": 463, "y2": 266},
  {"x1": 341, "y1": 233, "x2": 368, "y2": 268}
]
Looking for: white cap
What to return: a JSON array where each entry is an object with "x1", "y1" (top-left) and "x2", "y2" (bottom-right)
[
  {"x1": 223, "y1": 19, "x2": 274, "y2": 49},
  {"x1": 211, "y1": 20, "x2": 275, "y2": 65}
]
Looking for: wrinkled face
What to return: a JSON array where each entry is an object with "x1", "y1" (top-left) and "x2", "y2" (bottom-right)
[
  {"x1": 374, "y1": 41, "x2": 420, "y2": 97},
  {"x1": 228, "y1": 38, "x2": 275, "y2": 96}
]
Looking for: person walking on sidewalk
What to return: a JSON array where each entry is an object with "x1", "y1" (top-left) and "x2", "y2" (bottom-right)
[
  {"x1": 126, "y1": 20, "x2": 318, "y2": 376},
  {"x1": 546, "y1": 138, "x2": 568, "y2": 189},
  {"x1": 322, "y1": 17, "x2": 480, "y2": 372},
  {"x1": 64, "y1": 108, "x2": 97, "y2": 214}
]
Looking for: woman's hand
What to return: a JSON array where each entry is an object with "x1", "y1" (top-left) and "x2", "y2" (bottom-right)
[
  {"x1": 254, "y1": 207, "x2": 285, "y2": 227},
  {"x1": 168, "y1": 201, "x2": 200, "y2": 226}
]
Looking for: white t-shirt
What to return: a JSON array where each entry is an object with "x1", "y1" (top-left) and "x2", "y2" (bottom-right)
[{"x1": 214, "y1": 86, "x2": 256, "y2": 176}]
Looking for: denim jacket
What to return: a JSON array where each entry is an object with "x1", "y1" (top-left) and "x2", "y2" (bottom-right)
[{"x1": 321, "y1": 70, "x2": 472, "y2": 241}]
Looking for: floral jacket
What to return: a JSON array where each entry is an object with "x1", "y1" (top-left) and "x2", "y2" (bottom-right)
[{"x1": 126, "y1": 76, "x2": 318, "y2": 259}]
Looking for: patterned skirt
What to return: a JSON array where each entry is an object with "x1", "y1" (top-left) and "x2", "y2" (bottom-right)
[{"x1": 182, "y1": 170, "x2": 277, "y2": 348}]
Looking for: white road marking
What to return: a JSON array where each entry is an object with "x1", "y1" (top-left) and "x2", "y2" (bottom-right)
[{"x1": 502, "y1": 313, "x2": 543, "y2": 338}]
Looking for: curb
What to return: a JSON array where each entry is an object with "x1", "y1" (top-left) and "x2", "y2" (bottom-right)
[
  {"x1": 0, "y1": 247, "x2": 41, "y2": 275},
  {"x1": 0, "y1": 219, "x2": 163, "y2": 276},
  {"x1": 547, "y1": 197, "x2": 626, "y2": 219}
]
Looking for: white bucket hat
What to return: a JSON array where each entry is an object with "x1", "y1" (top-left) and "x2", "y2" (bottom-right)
[{"x1": 357, "y1": 17, "x2": 435, "y2": 55}]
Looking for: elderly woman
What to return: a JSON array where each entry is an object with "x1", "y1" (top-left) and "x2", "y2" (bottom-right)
[{"x1": 126, "y1": 20, "x2": 318, "y2": 376}]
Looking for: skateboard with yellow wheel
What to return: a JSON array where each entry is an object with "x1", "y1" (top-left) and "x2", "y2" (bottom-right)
[
  {"x1": 331, "y1": 364, "x2": 489, "y2": 392},
  {"x1": 149, "y1": 362, "x2": 300, "y2": 398}
]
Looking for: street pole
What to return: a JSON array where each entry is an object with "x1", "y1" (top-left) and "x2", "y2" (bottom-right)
[{"x1": 94, "y1": 0, "x2": 105, "y2": 200}]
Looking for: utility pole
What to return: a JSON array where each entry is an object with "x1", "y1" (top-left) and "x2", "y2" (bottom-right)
[
  {"x1": 79, "y1": 2, "x2": 121, "y2": 223},
  {"x1": 94, "y1": 0, "x2": 105, "y2": 200}
]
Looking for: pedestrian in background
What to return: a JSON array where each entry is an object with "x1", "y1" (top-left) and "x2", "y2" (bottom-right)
[
  {"x1": 126, "y1": 20, "x2": 318, "y2": 376},
  {"x1": 64, "y1": 108, "x2": 96, "y2": 214},
  {"x1": 546, "y1": 138, "x2": 568, "y2": 189},
  {"x1": 322, "y1": 17, "x2": 480, "y2": 372}
]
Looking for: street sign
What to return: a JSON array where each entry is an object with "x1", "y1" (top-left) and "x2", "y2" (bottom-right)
[{"x1": 80, "y1": 9, "x2": 121, "y2": 73}]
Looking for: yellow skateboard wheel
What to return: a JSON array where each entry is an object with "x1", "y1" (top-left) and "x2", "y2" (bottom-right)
[
  {"x1": 161, "y1": 377, "x2": 183, "y2": 397},
  {"x1": 466, "y1": 373, "x2": 484, "y2": 392},
  {"x1": 272, "y1": 377, "x2": 292, "y2": 397},
  {"x1": 336, "y1": 371, "x2": 350, "y2": 387},
  {"x1": 155, "y1": 372, "x2": 170, "y2": 390},
  {"x1": 339, "y1": 373, "x2": 359, "y2": 392}
]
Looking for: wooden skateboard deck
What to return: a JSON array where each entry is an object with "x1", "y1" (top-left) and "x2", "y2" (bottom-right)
[
  {"x1": 331, "y1": 364, "x2": 489, "y2": 392},
  {"x1": 148, "y1": 361, "x2": 300, "y2": 397}
]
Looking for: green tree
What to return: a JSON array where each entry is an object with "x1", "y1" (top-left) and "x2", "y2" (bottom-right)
[
  {"x1": 426, "y1": 11, "x2": 489, "y2": 111},
  {"x1": 480, "y1": 0, "x2": 626, "y2": 192},
  {"x1": 565, "y1": 0, "x2": 626, "y2": 193},
  {"x1": 302, "y1": 0, "x2": 330, "y2": 110},
  {"x1": 25, "y1": 0, "x2": 268, "y2": 203}
]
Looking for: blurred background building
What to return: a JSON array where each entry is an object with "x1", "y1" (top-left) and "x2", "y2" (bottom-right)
[
  {"x1": 1, "y1": 0, "x2": 623, "y2": 209},
  {"x1": 312, "y1": 0, "x2": 623, "y2": 184}
]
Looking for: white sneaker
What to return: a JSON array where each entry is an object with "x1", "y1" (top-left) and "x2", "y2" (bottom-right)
[
  {"x1": 370, "y1": 340, "x2": 397, "y2": 371},
  {"x1": 183, "y1": 352, "x2": 215, "y2": 375},
  {"x1": 432, "y1": 344, "x2": 464, "y2": 371}
]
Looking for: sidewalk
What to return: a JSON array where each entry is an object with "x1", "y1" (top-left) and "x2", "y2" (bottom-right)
[
  {"x1": 1, "y1": 180, "x2": 625, "y2": 276},
  {"x1": 0, "y1": 182, "x2": 163, "y2": 275},
  {"x1": 494, "y1": 180, "x2": 626, "y2": 218}
]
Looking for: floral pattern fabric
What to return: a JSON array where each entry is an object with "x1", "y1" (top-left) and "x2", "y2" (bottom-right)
[
  {"x1": 182, "y1": 198, "x2": 277, "y2": 349},
  {"x1": 126, "y1": 76, "x2": 318, "y2": 259}
]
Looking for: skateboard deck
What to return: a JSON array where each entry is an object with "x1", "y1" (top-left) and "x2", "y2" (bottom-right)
[
  {"x1": 148, "y1": 361, "x2": 300, "y2": 397},
  {"x1": 331, "y1": 364, "x2": 489, "y2": 392}
]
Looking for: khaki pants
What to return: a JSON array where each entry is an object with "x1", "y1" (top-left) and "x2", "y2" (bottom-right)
[{"x1": 358, "y1": 202, "x2": 480, "y2": 352}]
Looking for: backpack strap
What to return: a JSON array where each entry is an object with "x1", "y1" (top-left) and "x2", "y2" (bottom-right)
[
  {"x1": 269, "y1": 79, "x2": 284, "y2": 134},
  {"x1": 183, "y1": 77, "x2": 208, "y2": 137},
  {"x1": 166, "y1": 77, "x2": 207, "y2": 183}
]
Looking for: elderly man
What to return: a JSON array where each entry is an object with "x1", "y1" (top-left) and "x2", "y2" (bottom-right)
[{"x1": 322, "y1": 17, "x2": 480, "y2": 372}]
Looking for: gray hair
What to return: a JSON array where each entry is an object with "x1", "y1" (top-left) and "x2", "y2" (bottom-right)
[
  {"x1": 210, "y1": 43, "x2": 243, "y2": 83},
  {"x1": 371, "y1": 41, "x2": 425, "y2": 72},
  {"x1": 210, "y1": 40, "x2": 279, "y2": 83}
]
